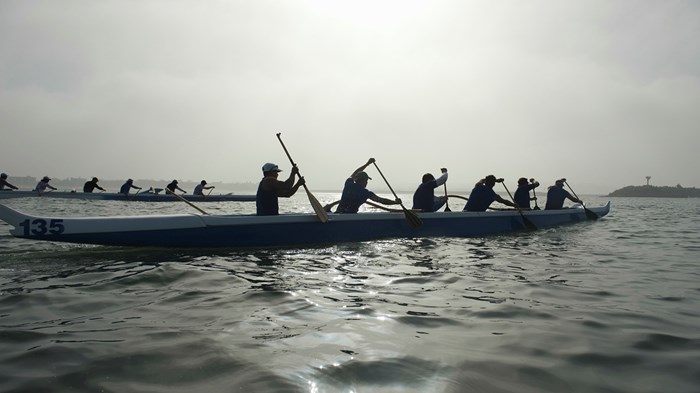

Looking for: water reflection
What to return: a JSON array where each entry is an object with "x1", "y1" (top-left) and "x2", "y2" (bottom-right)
[{"x1": 3, "y1": 197, "x2": 700, "y2": 392}]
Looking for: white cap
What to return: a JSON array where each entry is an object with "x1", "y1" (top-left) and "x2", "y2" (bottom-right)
[{"x1": 262, "y1": 163, "x2": 282, "y2": 173}]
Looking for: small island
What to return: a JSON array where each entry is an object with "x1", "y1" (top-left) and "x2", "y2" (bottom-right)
[{"x1": 608, "y1": 176, "x2": 700, "y2": 197}]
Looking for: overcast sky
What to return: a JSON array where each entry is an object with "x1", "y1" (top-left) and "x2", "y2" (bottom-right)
[{"x1": 1, "y1": 0, "x2": 699, "y2": 194}]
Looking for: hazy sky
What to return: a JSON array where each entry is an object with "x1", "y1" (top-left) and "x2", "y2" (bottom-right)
[{"x1": 1, "y1": 0, "x2": 699, "y2": 193}]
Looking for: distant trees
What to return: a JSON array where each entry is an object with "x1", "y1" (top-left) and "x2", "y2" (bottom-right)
[{"x1": 608, "y1": 185, "x2": 700, "y2": 197}]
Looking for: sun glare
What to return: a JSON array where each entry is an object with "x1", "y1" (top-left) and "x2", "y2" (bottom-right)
[{"x1": 307, "y1": 0, "x2": 427, "y2": 25}]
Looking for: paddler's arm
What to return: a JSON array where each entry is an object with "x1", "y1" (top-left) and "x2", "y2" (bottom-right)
[
  {"x1": 323, "y1": 200, "x2": 340, "y2": 212},
  {"x1": 266, "y1": 166, "x2": 303, "y2": 197},
  {"x1": 495, "y1": 194, "x2": 516, "y2": 208},
  {"x1": 434, "y1": 169, "x2": 448, "y2": 187},
  {"x1": 369, "y1": 194, "x2": 401, "y2": 206},
  {"x1": 278, "y1": 165, "x2": 299, "y2": 188},
  {"x1": 351, "y1": 158, "x2": 375, "y2": 178}
]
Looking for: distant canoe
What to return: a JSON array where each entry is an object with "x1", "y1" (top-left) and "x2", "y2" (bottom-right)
[
  {"x1": 0, "y1": 190, "x2": 256, "y2": 202},
  {"x1": 0, "y1": 202, "x2": 610, "y2": 248}
]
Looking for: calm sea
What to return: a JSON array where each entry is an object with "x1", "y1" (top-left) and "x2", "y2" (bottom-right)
[{"x1": 1, "y1": 194, "x2": 698, "y2": 393}]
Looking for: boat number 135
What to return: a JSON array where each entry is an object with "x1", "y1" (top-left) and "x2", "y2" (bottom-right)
[{"x1": 19, "y1": 219, "x2": 65, "y2": 236}]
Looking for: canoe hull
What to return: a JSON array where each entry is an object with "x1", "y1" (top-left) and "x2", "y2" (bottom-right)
[
  {"x1": 0, "y1": 190, "x2": 255, "y2": 202},
  {"x1": 0, "y1": 203, "x2": 610, "y2": 248}
]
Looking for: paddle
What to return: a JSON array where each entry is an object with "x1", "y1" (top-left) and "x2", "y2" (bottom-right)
[
  {"x1": 530, "y1": 178, "x2": 541, "y2": 210},
  {"x1": 443, "y1": 183, "x2": 451, "y2": 212},
  {"x1": 564, "y1": 181, "x2": 598, "y2": 220},
  {"x1": 276, "y1": 133, "x2": 329, "y2": 223},
  {"x1": 166, "y1": 189, "x2": 208, "y2": 215},
  {"x1": 438, "y1": 168, "x2": 451, "y2": 212},
  {"x1": 127, "y1": 187, "x2": 141, "y2": 201},
  {"x1": 501, "y1": 182, "x2": 537, "y2": 230},
  {"x1": 371, "y1": 162, "x2": 422, "y2": 228}
]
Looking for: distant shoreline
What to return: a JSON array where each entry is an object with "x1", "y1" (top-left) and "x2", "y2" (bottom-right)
[{"x1": 608, "y1": 185, "x2": 700, "y2": 198}]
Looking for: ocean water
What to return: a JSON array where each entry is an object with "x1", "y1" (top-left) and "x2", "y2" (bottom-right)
[{"x1": 0, "y1": 194, "x2": 699, "y2": 393}]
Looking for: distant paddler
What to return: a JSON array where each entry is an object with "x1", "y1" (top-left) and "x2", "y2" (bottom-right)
[
  {"x1": 119, "y1": 179, "x2": 142, "y2": 196},
  {"x1": 0, "y1": 173, "x2": 19, "y2": 191},
  {"x1": 165, "y1": 179, "x2": 187, "y2": 194},
  {"x1": 34, "y1": 176, "x2": 57, "y2": 195},
  {"x1": 193, "y1": 180, "x2": 215, "y2": 196},
  {"x1": 83, "y1": 177, "x2": 106, "y2": 193}
]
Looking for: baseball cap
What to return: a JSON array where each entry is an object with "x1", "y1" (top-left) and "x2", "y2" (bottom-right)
[
  {"x1": 262, "y1": 163, "x2": 282, "y2": 173},
  {"x1": 354, "y1": 171, "x2": 372, "y2": 181}
]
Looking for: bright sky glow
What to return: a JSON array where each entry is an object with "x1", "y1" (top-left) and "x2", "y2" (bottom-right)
[{"x1": 1, "y1": 1, "x2": 699, "y2": 193}]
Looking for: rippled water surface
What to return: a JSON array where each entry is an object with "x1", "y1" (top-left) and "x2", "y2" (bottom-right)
[{"x1": 1, "y1": 195, "x2": 699, "y2": 392}]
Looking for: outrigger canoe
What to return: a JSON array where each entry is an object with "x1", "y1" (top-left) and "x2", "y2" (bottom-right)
[
  {"x1": 0, "y1": 190, "x2": 255, "y2": 202},
  {"x1": 0, "y1": 202, "x2": 610, "y2": 248}
]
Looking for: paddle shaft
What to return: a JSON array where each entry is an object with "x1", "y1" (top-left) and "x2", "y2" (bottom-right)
[
  {"x1": 564, "y1": 181, "x2": 583, "y2": 202},
  {"x1": 502, "y1": 182, "x2": 536, "y2": 230},
  {"x1": 128, "y1": 188, "x2": 141, "y2": 201},
  {"x1": 565, "y1": 181, "x2": 598, "y2": 219},
  {"x1": 275, "y1": 133, "x2": 328, "y2": 223},
  {"x1": 443, "y1": 183, "x2": 451, "y2": 212},
  {"x1": 371, "y1": 162, "x2": 403, "y2": 207},
  {"x1": 167, "y1": 190, "x2": 208, "y2": 215},
  {"x1": 531, "y1": 186, "x2": 539, "y2": 209},
  {"x1": 372, "y1": 162, "x2": 422, "y2": 227},
  {"x1": 276, "y1": 133, "x2": 305, "y2": 188}
]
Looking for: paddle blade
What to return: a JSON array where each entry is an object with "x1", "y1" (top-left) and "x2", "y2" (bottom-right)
[
  {"x1": 403, "y1": 208, "x2": 423, "y2": 228},
  {"x1": 522, "y1": 215, "x2": 537, "y2": 230},
  {"x1": 583, "y1": 207, "x2": 599, "y2": 220},
  {"x1": 305, "y1": 187, "x2": 329, "y2": 223}
]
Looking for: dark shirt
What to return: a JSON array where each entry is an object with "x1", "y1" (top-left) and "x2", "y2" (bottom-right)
[
  {"x1": 0, "y1": 179, "x2": 18, "y2": 190},
  {"x1": 83, "y1": 180, "x2": 104, "y2": 193},
  {"x1": 514, "y1": 184, "x2": 537, "y2": 209},
  {"x1": 464, "y1": 184, "x2": 497, "y2": 212},
  {"x1": 166, "y1": 182, "x2": 178, "y2": 193},
  {"x1": 120, "y1": 182, "x2": 136, "y2": 195},
  {"x1": 336, "y1": 178, "x2": 375, "y2": 213},
  {"x1": 412, "y1": 179, "x2": 439, "y2": 212},
  {"x1": 256, "y1": 178, "x2": 279, "y2": 215},
  {"x1": 545, "y1": 186, "x2": 573, "y2": 210}
]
